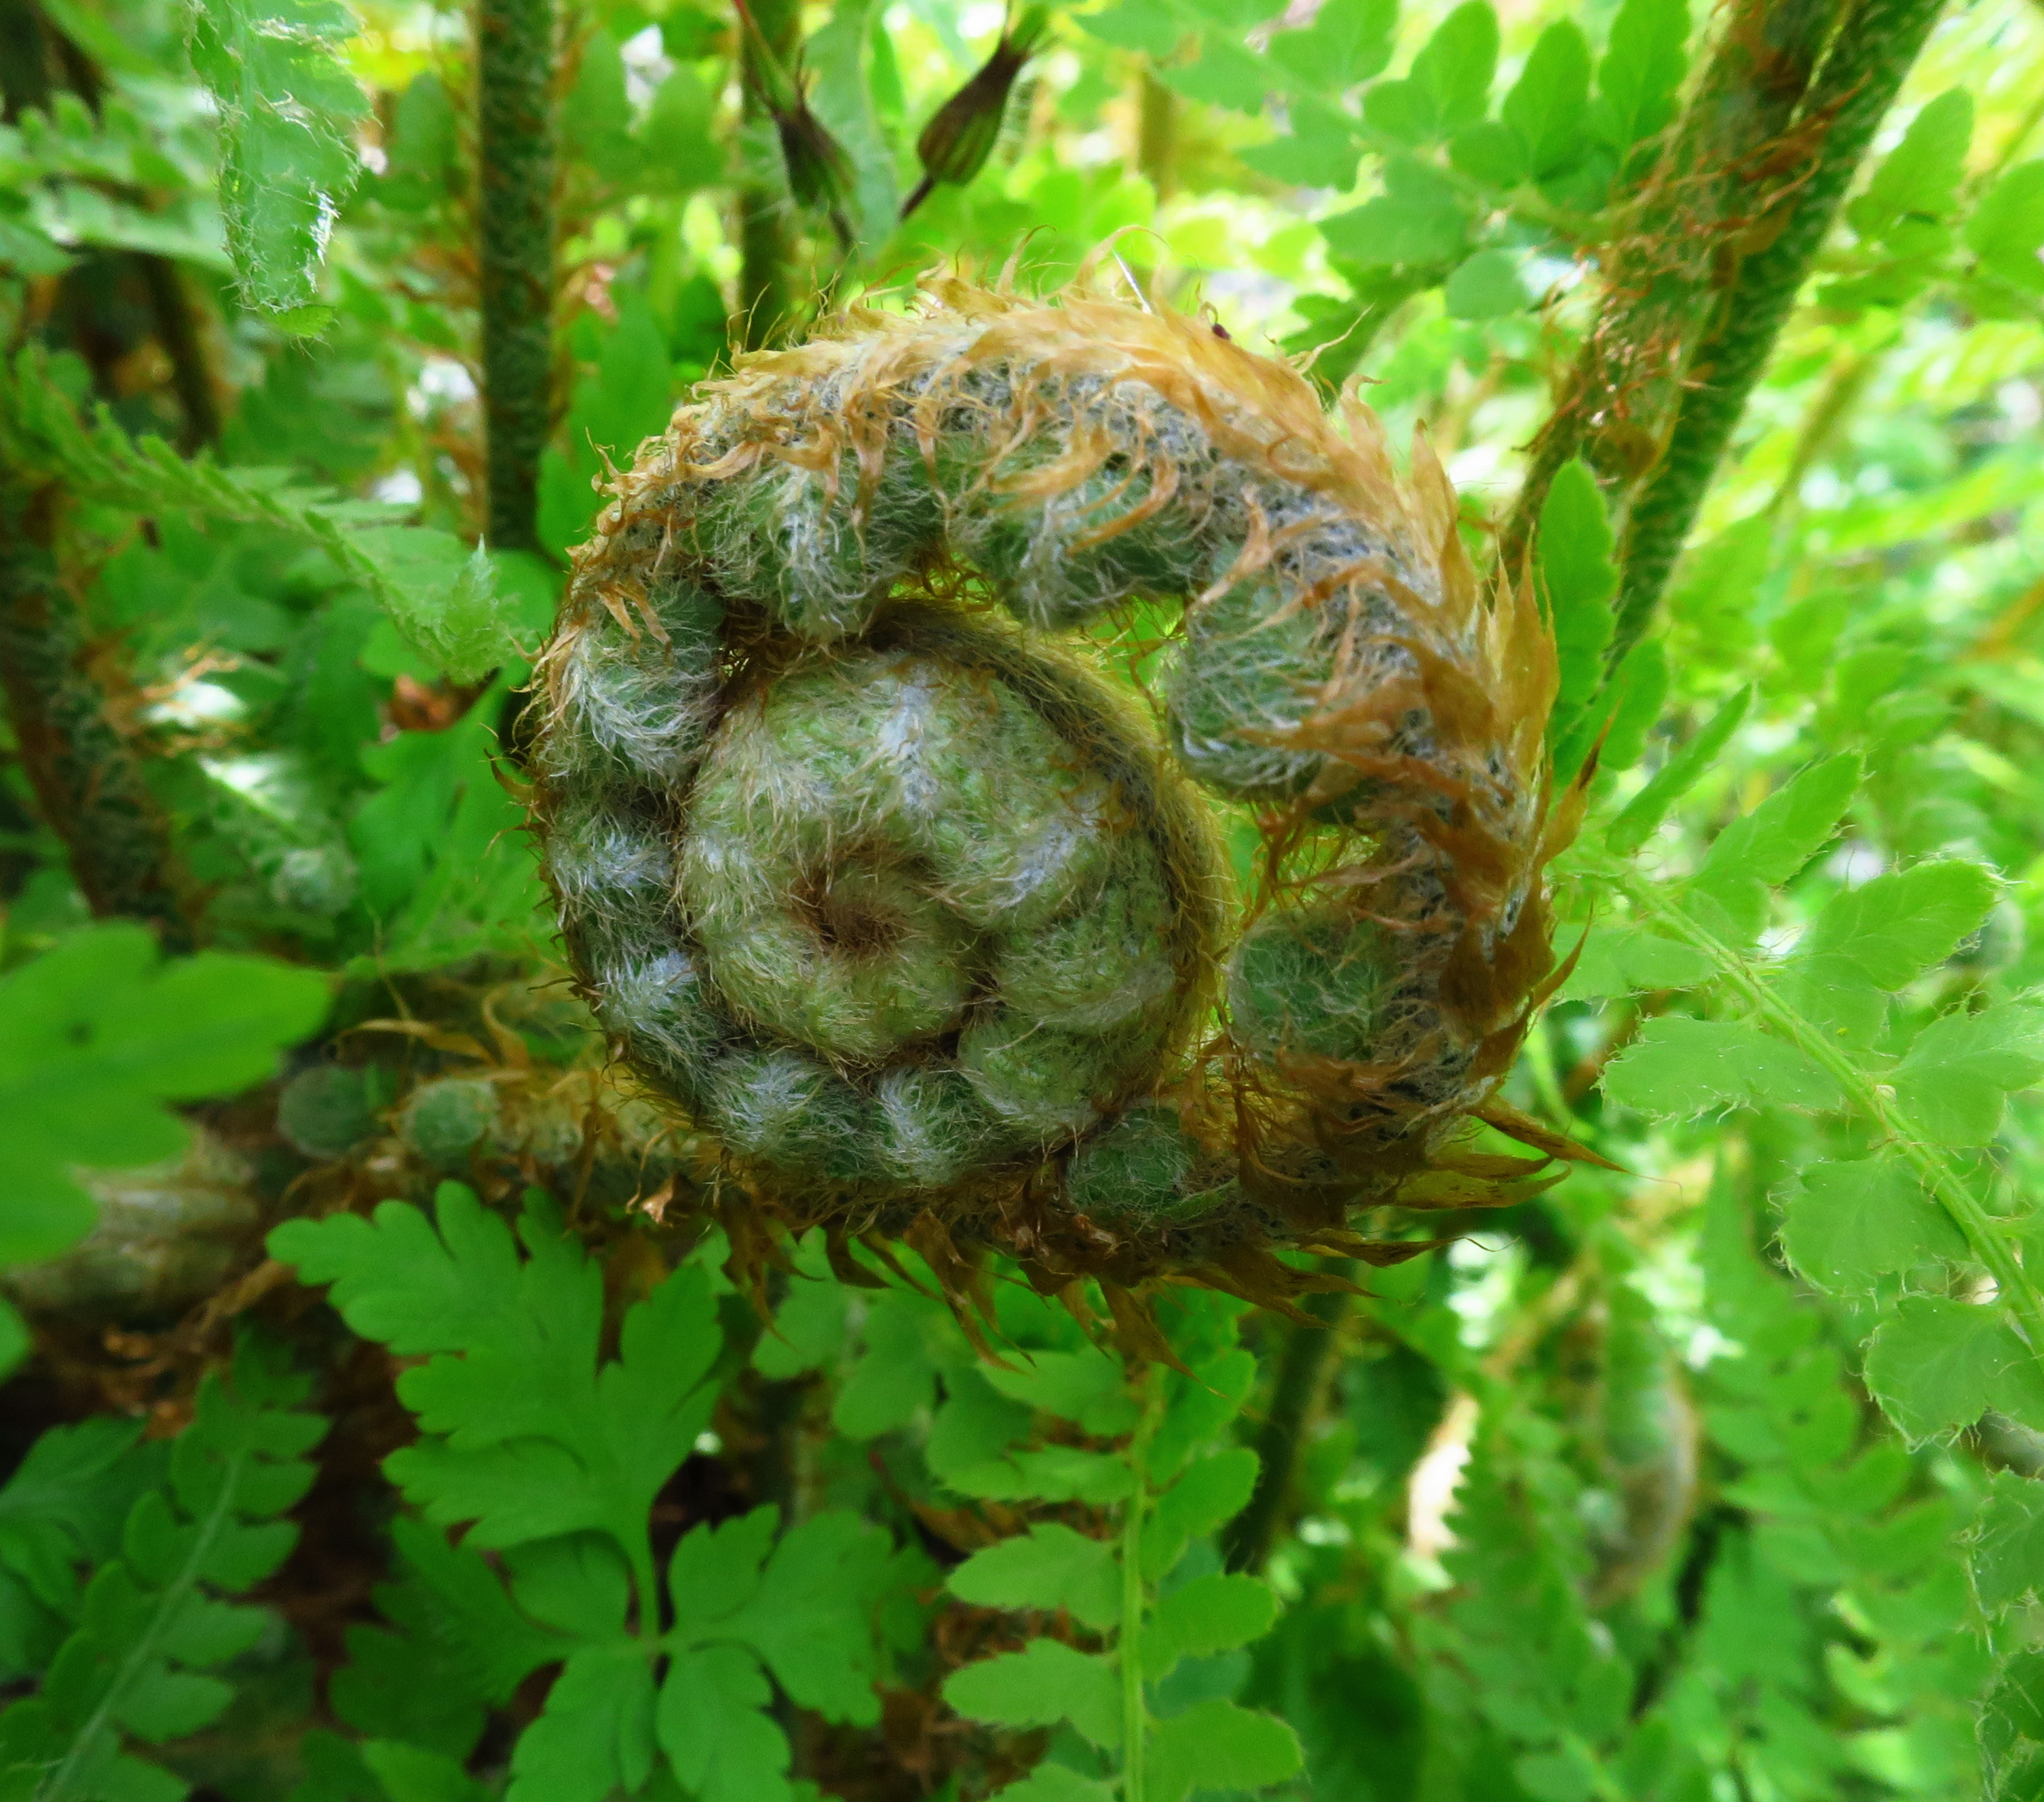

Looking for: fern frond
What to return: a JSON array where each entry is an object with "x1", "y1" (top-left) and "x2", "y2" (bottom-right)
[
  {"x1": 0, "y1": 1334, "x2": 324, "y2": 1802},
  {"x1": 185, "y1": 0, "x2": 366, "y2": 322},
  {"x1": 0, "y1": 352, "x2": 518, "y2": 681}
]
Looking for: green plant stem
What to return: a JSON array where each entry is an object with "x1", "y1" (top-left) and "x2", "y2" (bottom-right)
[
  {"x1": 1222, "y1": 1282, "x2": 1352, "y2": 1575},
  {"x1": 738, "y1": 0, "x2": 801, "y2": 351},
  {"x1": 1762, "y1": 340, "x2": 1883, "y2": 518},
  {"x1": 476, "y1": 0, "x2": 554, "y2": 555},
  {"x1": 133, "y1": 253, "x2": 220, "y2": 453},
  {"x1": 1521, "y1": 1018, "x2": 1572, "y2": 1125},
  {"x1": 743, "y1": 1372, "x2": 807, "y2": 1521},
  {"x1": 628, "y1": 1535, "x2": 660, "y2": 1645},
  {"x1": 1589, "y1": 854, "x2": 2044, "y2": 1343},
  {"x1": 1608, "y1": 0, "x2": 1948, "y2": 662},
  {"x1": 1120, "y1": 1369, "x2": 1162, "y2": 1802},
  {"x1": 1498, "y1": 0, "x2": 1839, "y2": 575},
  {"x1": 0, "y1": 483, "x2": 191, "y2": 948}
]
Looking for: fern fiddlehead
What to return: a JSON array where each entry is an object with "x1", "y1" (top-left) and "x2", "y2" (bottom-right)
[{"x1": 534, "y1": 279, "x2": 1570, "y2": 1292}]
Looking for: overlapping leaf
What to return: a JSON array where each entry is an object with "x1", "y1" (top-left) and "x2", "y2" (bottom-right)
[{"x1": 271, "y1": 1186, "x2": 720, "y2": 1561}]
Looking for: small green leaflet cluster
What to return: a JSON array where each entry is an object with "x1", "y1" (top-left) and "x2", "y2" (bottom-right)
[
  {"x1": 343, "y1": 693, "x2": 551, "y2": 979},
  {"x1": 1418, "y1": 1425, "x2": 1684, "y2": 1802},
  {"x1": 1566, "y1": 737, "x2": 2044, "y2": 1791},
  {"x1": 1578, "y1": 752, "x2": 2044, "y2": 1438},
  {"x1": 0, "y1": 925, "x2": 328, "y2": 1374},
  {"x1": 185, "y1": 0, "x2": 366, "y2": 325},
  {"x1": 0, "y1": 1334, "x2": 325, "y2": 1802},
  {"x1": 1975, "y1": 1472, "x2": 2044, "y2": 1801},
  {"x1": 1084, "y1": 0, "x2": 1686, "y2": 356},
  {"x1": 1415, "y1": 1173, "x2": 2013, "y2": 1802},
  {"x1": 1359, "y1": 1222, "x2": 1703, "y2": 1802},
  {"x1": 0, "y1": 87, "x2": 225, "y2": 280},
  {"x1": 0, "y1": 1421, "x2": 165, "y2": 1694},
  {"x1": 1085, "y1": 0, "x2": 2044, "y2": 367},
  {"x1": 759, "y1": 1253, "x2": 1298, "y2": 1802},
  {"x1": 0, "y1": 353, "x2": 527, "y2": 683},
  {"x1": 269, "y1": 1187, "x2": 901, "y2": 1802},
  {"x1": 1820, "y1": 88, "x2": 2044, "y2": 322},
  {"x1": 1688, "y1": 1176, "x2": 1992, "y2": 1799},
  {"x1": 939, "y1": 1368, "x2": 1297, "y2": 1802}
]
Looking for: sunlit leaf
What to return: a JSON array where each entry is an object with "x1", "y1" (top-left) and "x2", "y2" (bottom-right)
[
  {"x1": 1777, "y1": 1159, "x2": 1967, "y2": 1292},
  {"x1": 1601, "y1": 1017, "x2": 1840, "y2": 1117},
  {"x1": 186, "y1": 0, "x2": 366, "y2": 313}
]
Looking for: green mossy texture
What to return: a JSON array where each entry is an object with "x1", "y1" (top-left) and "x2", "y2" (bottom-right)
[
  {"x1": 1065, "y1": 1100, "x2": 1235, "y2": 1228},
  {"x1": 535, "y1": 291, "x2": 1553, "y2": 1232},
  {"x1": 398, "y1": 1075, "x2": 503, "y2": 1170},
  {"x1": 1228, "y1": 908, "x2": 1397, "y2": 1068}
]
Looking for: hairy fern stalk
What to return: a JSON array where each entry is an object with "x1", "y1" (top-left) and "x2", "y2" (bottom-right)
[{"x1": 532, "y1": 277, "x2": 1584, "y2": 1306}]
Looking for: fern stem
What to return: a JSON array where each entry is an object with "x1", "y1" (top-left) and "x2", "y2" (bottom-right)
[
  {"x1": 1594, "y1": 858, "x2": 2044, "y2": 1343},
  {"x1": 476, "y1": 0, "x2": 554, "y2": 554},
  {"x1": 134, "y1": 252, "x2": 221, "y2": 454},
  {"x1": 629, "y1": 1537, "x2": 661, "y2": 1643},
  {"x1": 737, "y1": 0, "x2": 801, "y2": 350},
  {"x1": 1120, "y1": 1369, "x2": 1161, "y2": 1802},
  {"x1": 0, "y1": 483, "x2": 192, "y2": 948},
  {"x1": 1498, "y1": 0, "x2": 1839, "y2": 575},
  {"x1": 1608, "y1": 0, "x2": 1948, "y2": 662},
  {"x1": 1222, "y1": 1284, "x2": 1350, "y2": 1575}
]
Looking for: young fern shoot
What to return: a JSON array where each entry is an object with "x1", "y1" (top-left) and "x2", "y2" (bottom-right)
[{"x1": 532, "y1": 276, "x2": 1589, "y2": 1319}]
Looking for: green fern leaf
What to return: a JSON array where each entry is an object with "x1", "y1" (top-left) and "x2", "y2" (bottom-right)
[
  {"x1": 0, "y1": 355, "x2": 522, "y2": 682},
  {"x1": 1889, "y1": 1003, "x2": 2044, "y2": 1146},
  {"x1": 1602, "y1": 1016, "x2": 1840, "y2": 1117},
  {"x1": 269, "y1": 1186, "x2": 720, "y2": 1564},
  {"x1": 658, "y1": 1506, "x2": 895, "y2": 1799},
  {"x1": 1140, "y1": 1571, "x2": 1279, "y2": 1679},
  {"x1": 1146, "y1": 1699, "x2": 1303, "y2": 1802},
  {"x1": 1777, "y1": 1158, "x2": 1967, "y2": 1292},
  {"x1": 0, "y1": 927, "x2": 328, "y2": 1377},
  {"x1": 1685, "y1": 752, "x2": 1860, "y2": 938},
  {"x1": 0, "y1": 1335, "x2": 323, "y2": 1802},
  {"x1": 947, "y1": 1522, "x2": 1120, "y2": 1630},
  {"x1": 942, "y1": 1639, "x2": 1122, "y2": 1749},
  {"x1": 186, "y1": 0, "x2": 366, "y2": 320},
  {"x1": 1863, "y1": 1297, "x2": 2044, "y2": 1442}
]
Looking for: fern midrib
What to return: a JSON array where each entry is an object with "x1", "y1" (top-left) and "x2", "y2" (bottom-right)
[
  {"x1": 37, "y1": 1445, "x2": 252, "y2": 1802},
  {"x1": 1120, "y1": 1376, "x2": 1162, "y2": 1802},
  {"x1": 1586, "y1": 854, "x2": 2044, "y2": 1343}
]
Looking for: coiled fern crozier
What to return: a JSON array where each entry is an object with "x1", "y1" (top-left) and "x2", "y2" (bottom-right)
[{"x1": 533, "y1": 277, "x2": 1578, "y2": 1307}]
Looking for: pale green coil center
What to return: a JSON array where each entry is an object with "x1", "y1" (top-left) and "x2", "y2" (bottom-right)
[{"x1": 680, "y1": 647, "x2": 1175, "y2": 1134}]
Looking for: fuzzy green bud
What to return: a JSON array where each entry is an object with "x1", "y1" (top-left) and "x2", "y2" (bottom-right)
[
  {"x1": 400, "y1": 1077, "x2": 502, "y2": 1170},
  {"x1": 278, "y1": 1065, "x2": 375, "y2": 1159},
  {"x1": 736, "y1": 0, "x2": 856, "y2": 244},
  {"x1": 901, "y1": 7, "x2": 1051, "y2": 218}
]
